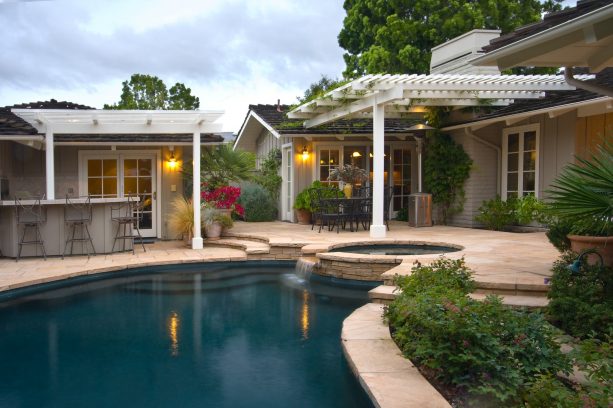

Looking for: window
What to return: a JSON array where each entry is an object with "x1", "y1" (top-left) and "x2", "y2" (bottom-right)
[
  {"x1": 318, "y1": 147, "x2": 340, "y2": 184},
  {"x1": 502, "y1": 125, "x2": 539, "y2": 199},
  {"x1": 86, "y1": 159, "x2": 118, "y2": 198}
]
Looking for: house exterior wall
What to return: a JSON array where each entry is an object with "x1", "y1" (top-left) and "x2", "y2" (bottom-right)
[
  {"x1": 1, "y1": 143, "x2": 188, "y2": 240},
  {"x1": 253, "y1": 129, "x2": 290, "y2": 219},
  {"x1": 448, "y1": 110, "x2": 579, "y2": 227}
]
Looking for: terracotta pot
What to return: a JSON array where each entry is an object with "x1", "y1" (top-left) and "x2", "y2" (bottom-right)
[
  {"x1": 205, "y1": 223, "x2": 223, "y2": 240},
  {"x1": 568, "y1": 235, "x2": 613, "y2": 267},
  {"x1": 183, "y1": 230, "x2": 193, "y2": 247},
  {"x1": 295, "y1": 209, "x2": 312, "y2": 225}
]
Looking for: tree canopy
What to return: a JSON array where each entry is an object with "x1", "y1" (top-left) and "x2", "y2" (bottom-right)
[
  {"x1": 296, "y1": 75, "x2": 345, "y2": 104},
  {"x1": 338, "y1": 0, "x2": 563, "y2": 77},
  {"x1": 104, "y1": 74, "x2": 200, "y2": 110}
]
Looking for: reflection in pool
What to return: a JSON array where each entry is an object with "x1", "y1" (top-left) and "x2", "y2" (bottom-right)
[
  {"x1": 330, "y1": 244, "x2": 460, "y2": 256},
  {"x1": 0, "y1": 262, "x2": 375, "y2": 408}
]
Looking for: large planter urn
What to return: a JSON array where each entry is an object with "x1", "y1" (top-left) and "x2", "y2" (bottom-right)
[
  {"x1": 296, "y1": 209, "x2": 312, "y2": 225},
  {"x1": 343, "y1": 183, "x2": 353, "y2": 198},
  {"x1": 568, "y1": 235, "x2": 613, "y2": 267},
  {"x1": 205, "y1": 223, "x2": 223, "y2": 241}
]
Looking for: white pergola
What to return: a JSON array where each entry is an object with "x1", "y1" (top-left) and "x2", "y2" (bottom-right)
[
  {"x1": 288, "y1": 73, "x2": 590, "y2": 238},
  {"x1": 11, "y1": 109, "x2": 224, "y2": 250}
]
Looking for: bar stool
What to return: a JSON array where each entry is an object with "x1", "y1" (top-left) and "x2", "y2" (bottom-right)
[
  {"x1": 63, "y1": 195, "x2": 96, "y2": 259},
  {"x1": 111, "y1": 195, "x2": 146, "y2": 254},
  {"x1": 15, "y1": 197, "x2": 47, "y2": 261}
]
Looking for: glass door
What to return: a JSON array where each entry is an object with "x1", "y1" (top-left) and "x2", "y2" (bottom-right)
[
  {"x1": 281, "y1": 145, "x2": 293, "y2": 221},
  {"x1": 391, "y1": 148, "x2": 412, "y2": 212},
  {"x1": 122, "y1": 155, "x2": 156, "y2": 237}
]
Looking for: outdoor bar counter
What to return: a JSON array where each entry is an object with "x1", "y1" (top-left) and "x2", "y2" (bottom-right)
[{"x1": 0, "y1": 197, "x2": 133, "y2": 258}]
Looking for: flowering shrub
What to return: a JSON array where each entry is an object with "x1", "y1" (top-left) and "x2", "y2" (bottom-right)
[
  {"x1": 385, "y1": 258, "x2": 570, "y2": 405},
  {"x1": 201, "y1": 185, "x2": 244, "y2": 217}
]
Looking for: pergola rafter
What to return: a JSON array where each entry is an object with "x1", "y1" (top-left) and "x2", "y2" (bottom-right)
[{"x1": 287, "y1": 72, "x2": 591, "y2": 239}]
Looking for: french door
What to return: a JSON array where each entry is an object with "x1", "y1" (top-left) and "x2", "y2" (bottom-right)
[
  {"x1": 82, "y1": 152, "x2": 158, "y2": 237},
  {"x1": 281, "y1": 145, "x2": 293, "y2": 221}
]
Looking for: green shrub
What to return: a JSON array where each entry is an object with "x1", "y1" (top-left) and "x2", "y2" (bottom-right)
[
  {"x1": 395, "y1": 206, "x2": 408, "y2": 221},
  {"x1": 386, "y1": 258, "x2": 570, "y2": 405},
  {"x1": 475, "y1": 195, "x2": 547, "y2": 230},
  {"x1": 474, "y1": 196, "x2": 515, "y2": 230},
  {"x1": 237, "y1": 182, "x2": 277, "y2": 222},
  {"x1": 253, "y1": 148, "x2": 282, "y2": 200},
  {"x1": 547, "y1": 252, "x2": 613, "y2": 340},
  {"x1": 545, "y1": 219, "x2": 572, "y2": 252}
]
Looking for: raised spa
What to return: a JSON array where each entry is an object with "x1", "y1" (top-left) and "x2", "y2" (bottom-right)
[
  {"x1": 0, "y1": 262, "x2": 375, "y2": 408},
  {"x1": 329, "y1": 243, "x2": 461, "y2": 256}
]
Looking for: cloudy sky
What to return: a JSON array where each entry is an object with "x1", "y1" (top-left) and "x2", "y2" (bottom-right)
[
  {"x1": 0, "y1": 0, "x2": 578, "y2": 133},
  {"x1": 0, "y1": 0, "x2": 347, "y2": 132}
]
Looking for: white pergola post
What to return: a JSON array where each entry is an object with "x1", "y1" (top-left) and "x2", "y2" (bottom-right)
[
  {"x1": 370, "y1": 101, "x2": 386, "y2": 238},
  {"x1": 45, "y1": 130, "x2": 55, "y2": 200},
  {"x1": 192, "y1": 132, "x2": 203, "y2": 249}
]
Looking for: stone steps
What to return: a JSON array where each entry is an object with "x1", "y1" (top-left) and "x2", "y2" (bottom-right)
[
  {"x1": 369, "y1": 284, "x2": 549, "y2": 309},
  {"x1": 204, "y1": 238, "x2": 270, "y2": 255}
]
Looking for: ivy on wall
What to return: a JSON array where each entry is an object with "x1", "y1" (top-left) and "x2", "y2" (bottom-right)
[{"x1": 424, "y1": 133, "x2": 472, "y2": 224}]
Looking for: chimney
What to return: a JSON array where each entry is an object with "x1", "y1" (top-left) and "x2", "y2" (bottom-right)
[
  {"x1": 276, "y1": 99, "x2": 282, "y2": 112},
  {"x1": 430, "y1": 29, "x2": 501, "y2": 75}
]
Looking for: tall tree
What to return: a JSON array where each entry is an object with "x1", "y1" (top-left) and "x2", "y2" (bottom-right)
[
  {"x1": 338, "y1": 0, "x2": 563, "y2": 77},
  {"x1": 297, "y1": 75, "x2": 344, "y2": 104},
  {"x1": 104, "y1": 74, "x2": 200, "y2": 110}
]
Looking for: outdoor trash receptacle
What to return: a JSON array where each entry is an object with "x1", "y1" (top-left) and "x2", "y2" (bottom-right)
[{"x1": 408, "y1": 193, "x2": 432, "y2": 227}]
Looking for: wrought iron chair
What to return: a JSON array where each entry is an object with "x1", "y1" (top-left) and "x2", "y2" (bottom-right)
[
  {"x1": 62, "y1": 195, "x2": 96, "y2": 259},
  {"x1": 15, "y1": 196, "x2": 47, "y2": 261},
  {"x1": 111, "y1": 195, "x2": 147, "y2": 254}
]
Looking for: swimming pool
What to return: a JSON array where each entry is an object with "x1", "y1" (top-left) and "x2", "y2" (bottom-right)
[{"x1": 0, "y1": 262, "x2": 374, "y2": 408}]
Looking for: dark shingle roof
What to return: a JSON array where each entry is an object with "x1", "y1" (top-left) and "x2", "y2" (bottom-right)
[
  {"x1": 0, "y1": 108, "x2": 38, "y2": 136},
  {"x1": 7, "y1": 99, "x2": 94, "y2": 110},
  {"x1": 450, "y1": 68, "x2": 613, "y2": 126},
  {"x1": 483, "y1": 0, "x2": 611, "y2": 53},
  {"x1": 249, "y1": 104, "x2": 419, "y2": 134}
]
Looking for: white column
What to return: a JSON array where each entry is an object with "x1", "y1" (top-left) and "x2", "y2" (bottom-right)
[
  {"x1": 370, "y1": 102, "x2": 386, "y2": 238},
  {"x1": 192, "y1": 132, "x2": 203, "y2": 249},
  {"x1": 416, "y1": 137, "x2": 424, "y2": 193},
  {"x1": 45, "y1": 131, "x2": 55, "y2": 200}
]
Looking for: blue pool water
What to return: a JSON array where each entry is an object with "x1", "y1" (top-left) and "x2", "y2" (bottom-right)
[
  {"x1": 330, "y1": 244, "x2": 460, "y2": 256},
  {"x1": 0, "y1": 262, "x2": 375, "y2": 408}
]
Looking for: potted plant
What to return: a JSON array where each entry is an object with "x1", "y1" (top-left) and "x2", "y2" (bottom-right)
[
  {"x1": 203, "y1": 204, "x2": 234, "y2": 240},
  {"x1": 294, "y1": 187, "x2": 314, "y2": 224},
  {"x1": 328, "y1": 164, "x2": 368, "y2": 197},
  {"x1": 167, "y1": 196, "x2": 194, "y2": 246},
  {"x1": 202, "y1": 185, "x2": 244, "y2": 219},
  {"x1": 546, "y1": 141, "x2": 612, "y2": 265}
]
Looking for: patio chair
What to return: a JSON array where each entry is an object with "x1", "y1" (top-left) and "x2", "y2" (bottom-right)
[
  {"x1": 317, "y1": 197, "x2": 346, "y2": 233},
  {"x1": 111, "y1": 195, "x2": 147, "y2": 254},
  {"x1": 62, "y1": 195, "x2": 96, "y2": 259},
  {"x1": 15, "y1": 196, "x2": 47, "y2": 261}
]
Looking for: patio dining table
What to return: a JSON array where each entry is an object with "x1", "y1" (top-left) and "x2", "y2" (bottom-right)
[{"x1": 317, "y1": 196, "x2": 371, "y2": 232}]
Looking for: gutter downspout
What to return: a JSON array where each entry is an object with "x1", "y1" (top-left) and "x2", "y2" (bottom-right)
[
  {"x1": 464, "y1": 128, "x2": 501, "y2": 195},
  {"x1": 564, "y1": 67, "x2": 613, "y2": 98}
]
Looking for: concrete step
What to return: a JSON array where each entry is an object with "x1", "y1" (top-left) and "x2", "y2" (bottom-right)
[
  {"x1": 204, "y1": 238, "x2": 270, "y2": 255},
  {"x1": 369, "y1": 284, "x2": 548, "y2": 309}
]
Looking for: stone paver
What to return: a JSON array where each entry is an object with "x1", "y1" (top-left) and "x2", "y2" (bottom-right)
[{"x1": 342, "y1": 303, "x2": 451, "y2": 408}]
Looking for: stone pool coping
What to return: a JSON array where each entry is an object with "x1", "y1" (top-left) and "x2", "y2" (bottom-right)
[{"x1": 342, "y1": 303, "x2": 451, "y2": 408}]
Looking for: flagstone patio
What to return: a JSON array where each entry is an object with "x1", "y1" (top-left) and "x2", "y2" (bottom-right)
[{"x1": 0, "y1": 221, "x2": 560, "y2": 296}]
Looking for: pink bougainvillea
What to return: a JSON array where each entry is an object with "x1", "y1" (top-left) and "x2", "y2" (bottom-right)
[{"x1": 202, "y1": 185, "x2": 243, "y2": 217}]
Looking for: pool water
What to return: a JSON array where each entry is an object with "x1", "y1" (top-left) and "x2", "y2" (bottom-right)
[
  {"x1": 330, "y1": 244, "x2": 460, "y2": 256},
  {"x1": 0, "y1": 262, "x2": 374, "y2": 408}
]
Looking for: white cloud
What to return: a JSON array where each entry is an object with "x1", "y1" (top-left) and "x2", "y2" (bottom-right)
[{"x1": 0, "y1": 0, "x2": 346, "y2": 132}]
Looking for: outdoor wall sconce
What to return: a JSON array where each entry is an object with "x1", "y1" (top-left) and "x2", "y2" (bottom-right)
[
  {"x1": 302, "y1": 146, "x2": 309, "y2": 160},
  {"x1": 168, "y1": 146, "x2": 177, "y2": 170},
  {"x1": 567, "y1": 249, "x2": 604, "y2": 274}
]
